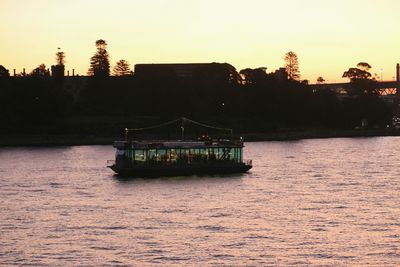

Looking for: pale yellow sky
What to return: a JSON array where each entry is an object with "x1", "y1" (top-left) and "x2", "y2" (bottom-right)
[{"x1": 1, "y1": 0, "x2": 399, "y2": 82}]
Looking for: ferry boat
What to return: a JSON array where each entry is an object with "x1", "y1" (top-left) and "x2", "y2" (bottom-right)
[{"x1": 107, "y1": 118, "x2": 252, "y2": 177}]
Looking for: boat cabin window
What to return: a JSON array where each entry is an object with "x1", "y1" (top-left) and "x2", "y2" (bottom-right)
[
  {"x1": 148, "y1": 149, "x2": 157, "y2": 162},
  {"x1": 135, "y1": 150, "x2": 146, "y2": 162},
  {"x1": 117, "y1": 145, "x2": 244, "y2": 165},
  {"x1": 157, "y1": 149, "x2": 167, "y2": 162}
]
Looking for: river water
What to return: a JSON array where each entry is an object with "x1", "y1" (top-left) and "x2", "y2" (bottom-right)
[{"x1": 1, "y1": 137, "x2": 399, "y2": 266}]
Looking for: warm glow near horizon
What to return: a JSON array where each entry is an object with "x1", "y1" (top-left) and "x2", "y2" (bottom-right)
[{"x1": 1, "y1": 0, "x2": 400, "y2": 82}]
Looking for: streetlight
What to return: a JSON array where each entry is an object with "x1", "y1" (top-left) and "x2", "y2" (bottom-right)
[{"x1": 379, "y1": 68, "x2": 384, "y2": 81}]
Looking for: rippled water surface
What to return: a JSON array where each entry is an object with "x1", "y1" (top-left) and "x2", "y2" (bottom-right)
[{"x1": 1, "y1": 137, "x2": 400, "y2": 266}]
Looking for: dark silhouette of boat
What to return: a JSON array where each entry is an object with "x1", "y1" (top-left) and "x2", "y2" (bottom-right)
[{"x1": 107, "y1": 117, "x2": 252, "y2": 177}]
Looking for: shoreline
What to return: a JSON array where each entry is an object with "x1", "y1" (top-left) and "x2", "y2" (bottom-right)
[
  {"x1": 241, "y1": 128, "x2": 400, "y2": 141},
  {"x1": 1, "y1": 128, "x2": 400, "y2": 147}
]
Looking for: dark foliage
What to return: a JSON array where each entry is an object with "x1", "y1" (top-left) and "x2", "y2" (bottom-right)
[
  {"x1": 0, "y1": 77, "x2": 73, "y2": 133},
  {"x1": 29, "y1": 64, "x2": 50, "y2": 77},
  {"x1": 0, "y1": 64, "x2": 392, "y2": 134}
]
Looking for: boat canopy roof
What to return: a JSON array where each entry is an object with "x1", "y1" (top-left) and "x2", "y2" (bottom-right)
[
  {"x1": 114, "y1": 138, "x2": 244, "y2": 150},
  {"x1": 115, "y1": 117, "x2": 244, "y2": 150}
]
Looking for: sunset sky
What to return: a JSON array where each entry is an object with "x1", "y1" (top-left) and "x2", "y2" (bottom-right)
[{"x1": 1, "y1": 0, "x2": 399, "y2": 82}]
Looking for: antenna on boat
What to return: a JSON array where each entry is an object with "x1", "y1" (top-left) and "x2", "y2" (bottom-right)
[{"x1": 181, "y1": 118, "x2": 185, "y2": 140}]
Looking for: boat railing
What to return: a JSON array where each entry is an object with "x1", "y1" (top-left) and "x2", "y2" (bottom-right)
[
  {"x1": 107, "y1": 160, "x2": 115, "y2": 167},
  {"x1": 244, "y1": 159, "x2": 252, "y2": 166}
]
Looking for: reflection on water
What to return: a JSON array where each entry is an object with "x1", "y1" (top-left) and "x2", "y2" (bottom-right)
[{"x1": 1, "y1": 138, "x2": 400, "y2": 266}]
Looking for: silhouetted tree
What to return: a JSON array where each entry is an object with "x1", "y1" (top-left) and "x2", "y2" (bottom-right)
[
  {"x1": 284, "y1": 51, "x2": 300, "y2": 80},
  {"x1": 30, "y1": 64, "x2": 50, "y2": 77},
  {"x1": 341, "y1": 62, "x2": 390, "y2": 127},
  {"x1": 239, "y1": 67, "x2": 268, "y2": 84},
  {"x1": 301, "y1": 79, "x2": 309, "y2": 85},
  {"x1": 0, "y1": 65, "x2": 10, "y2": 77},
  {"x1": 87, "y1": 39, "x2": 110, "y2": 77},
  {"x1": 316, "y1": 76, "x2": 325, "y2": 84},
  {"x1": 342, "y1": 63, "x2": 372, "y2": 81},
  {"x1": 342, "y1": 62, "x2": 378, "y2": 95},
  {"x1": 113, "y1": 59, "x2": 132, "y2": 76},
  {"x1": 357, "y1": 62, "x2": 372, "y2": 71},
  {"x1": 55, "y1": 48, "x2": 66, "y2": 66}
]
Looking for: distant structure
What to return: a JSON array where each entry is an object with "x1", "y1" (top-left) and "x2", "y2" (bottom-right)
[
  {"x1": 51, "y1": 65, "x2": 65, "y2": 78},
  {"x1": 134, "y1": 63, "x2": 234, "y2": 79},
  {"x1": 51, "y1": 48, "x2": 66, "y2": 79},
  {"x1": 135, "y1": 63, "x2": 204, "y2": 79},
  {"x1": 310, "y1": 63, "x2": 400, "y2": 96}
]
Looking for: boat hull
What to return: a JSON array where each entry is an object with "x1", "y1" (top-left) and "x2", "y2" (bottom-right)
[{"x1": 109, "y1": 163, "x2": 252, "y2": 177}]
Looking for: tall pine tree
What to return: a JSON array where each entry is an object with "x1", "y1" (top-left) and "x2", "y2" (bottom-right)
[
  {"x1": 113, "y1": 59, "x2": 132, "y2": 76},
  {"x1": 284, "y1": 51, "x2": 300, "y2": 80},
  {"x1": 88, "y1": 39, "x2": 110, "y2": 77}
]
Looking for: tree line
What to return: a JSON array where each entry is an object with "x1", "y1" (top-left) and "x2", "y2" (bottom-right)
[{"x1": 0, "y1": 39, "x2": 392, "y2": 134}]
